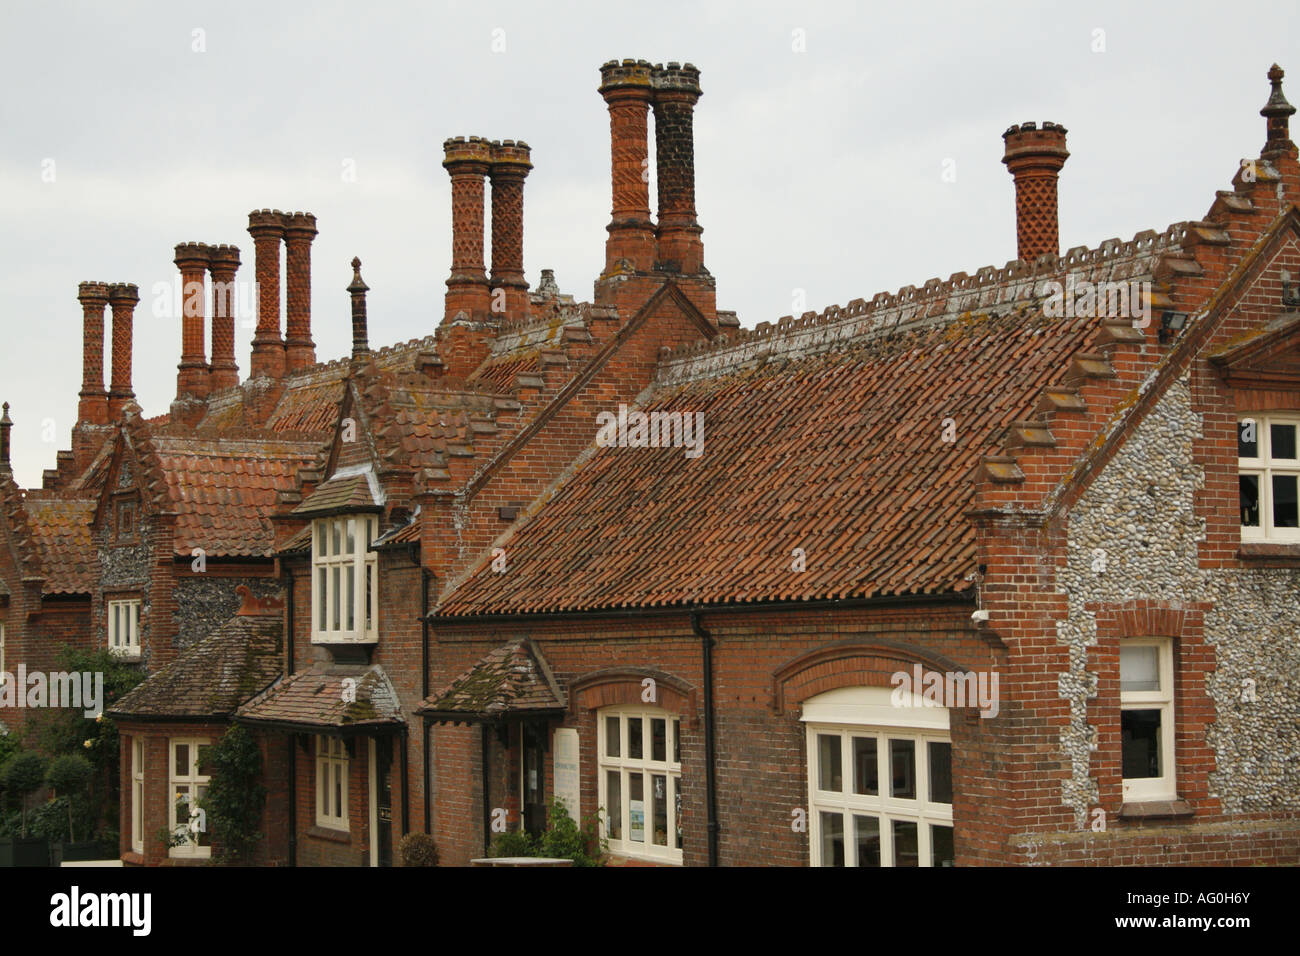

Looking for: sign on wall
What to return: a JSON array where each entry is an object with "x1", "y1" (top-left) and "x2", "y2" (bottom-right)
[{"x1": 553, "y1": 728, "x2": 580, "y2": 818}]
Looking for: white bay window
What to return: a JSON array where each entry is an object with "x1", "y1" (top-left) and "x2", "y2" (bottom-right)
[{"x1": 312, "y1": 515, "x2": 379, "y2": 643}]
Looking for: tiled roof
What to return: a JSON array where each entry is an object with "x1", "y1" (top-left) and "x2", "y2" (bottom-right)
[
  {"x1": 22, "y1": 494, "x2": 96, "y2": 594},
  {"x1": 436, "y1": 227, "x2": 1185, "y2": 615},
  {"x1": 237, "y1": 664, "x2": 404, "y2": 729},
  {"x1": 292, "y1": 473, "x2": 380, "y2": 516},
  {"x1": 109, "y1": 610, "x2": 283, "y2": 719},
  {"x1": 418, "y1": 640, "x2": 565, "y2": 718},
  {"x1": 150, "y1": 435, "x2": 321, "y2": 557}
]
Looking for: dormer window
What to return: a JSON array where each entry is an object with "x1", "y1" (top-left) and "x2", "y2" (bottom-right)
[
  {"x1": 312, "y1": 515, "x2": 379, "y2": 643},
  {"x1": 1239, "y1": 415, "x2": 1300, "y2": 542}
]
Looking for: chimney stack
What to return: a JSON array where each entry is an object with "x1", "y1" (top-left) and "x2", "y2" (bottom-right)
[
  {"x1": 248, "y1": 209, "x2": 286, "y2": 380},
  {"x1": 598, "y1": 59, "x2": 656, "y2": 276},
  {"x1": 1261, "y1": 64, "x2": 1296, "y2": 160},
  {"x1": 1002, "y1": 121, "x2": 1069, "y2": 264},
  {"x1": 443, "y1": 137, "x2": 493, "y2": 321},
  {"x1": 207, "y1": 245, "x2": 241, "y2": 392},
  {"x1": 76, "y1": 281, "x2": 110, "y2": 425},
  {"x1": 174, "y1": 242, "x2": 211, "y2": 400},
  {"x1": 348, "y1": 257, "x2": 370, "y2": 360},
  {"x1": 0, "y1": 403, "x2": 11, "y2": 473},
  {"x1": 489, "y1": 140, "x2": 533, "y2": 322},
  {"x1": 283, "y1": 212, "x2": 317, "y2": 372},
  {"x1": 106, "y1": 283, "x2": 138, "y2": 418},
  {"x1": 652, "y1": 62, "x2": 705, "y2": 273}
]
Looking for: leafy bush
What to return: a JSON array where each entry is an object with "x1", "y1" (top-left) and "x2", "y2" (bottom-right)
[
  {"x1": 488, "y1": 828, "x2": 536, "y2": 858},
  {"x1": 46, "y1": 755, "x2": 93, "y2": 842},
  {"x1": 398, "y1": 832, "x2": 439, "y2": 867},
  {"x1": 200, "y1": 723, "x2": 266, "y2": 864},
  {"x1": 487, "y1": 799, "x2": 607, "y2": 866},
  {"x1": 2, "y1": 751, "x2": 48, "y2": 837}
]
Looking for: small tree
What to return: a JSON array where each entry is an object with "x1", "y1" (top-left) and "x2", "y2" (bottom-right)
[
  {"x1": 46, "y1": 755, "x2": 93, "y2": 842},
  {"x1": 201, "y1": 724, "x2": 266, "y2": 864},
  {"x1": 2, "y1": 752, "x2": 48, "y2": 837}
]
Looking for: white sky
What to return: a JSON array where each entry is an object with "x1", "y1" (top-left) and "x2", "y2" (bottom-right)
[{"x1": 1, "y1": 0, "x2": 1296, "y2": 486}]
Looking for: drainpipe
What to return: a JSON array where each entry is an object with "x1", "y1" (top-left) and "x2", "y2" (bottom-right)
[
  {"x1": 691, "y1": 609, "x2": 719, "y2": 867},
  {"x1": 481, "y1": 723, "x2": 492, "y2": 856},
  {"x1": 284, "y1": 564, "x2": 296, "y2": 865},
  {"x1": 422, "y1": 569, "x2": 432, "y2": 833},
  {"x1": 400, "y1": 729, "x2": 410, "y2": 836}
]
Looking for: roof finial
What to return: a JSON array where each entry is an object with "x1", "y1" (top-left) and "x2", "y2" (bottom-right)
[
  {"x1": 1261, "y1": 63, "x2": 1296, "y2": 157},
  {"x1": 348, "y1": 257, "x2": 370, "y2": 359}
]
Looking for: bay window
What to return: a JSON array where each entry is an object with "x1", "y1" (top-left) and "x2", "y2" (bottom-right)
[{"x1": 312, "y1": 514, "x2": 379, "y2": 643}]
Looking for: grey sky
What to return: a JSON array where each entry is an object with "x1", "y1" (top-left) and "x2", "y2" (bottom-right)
[{"x1": 1, "y1": 0, "x2": 1295, "y2": 486}]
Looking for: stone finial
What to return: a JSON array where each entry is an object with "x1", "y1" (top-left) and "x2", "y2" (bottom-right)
[
  {"x1": 1261, "y1": 63, "x2": 1296, "y2": 157},
  {"x1": 349, "y1": 257, "x2": 370, "y2": 359}
]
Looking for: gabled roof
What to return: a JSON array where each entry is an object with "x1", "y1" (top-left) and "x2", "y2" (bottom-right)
[
  {"x1": 22, "y1": 494, "x2": 96, "y2": 594},
  {"x1": 236, "y1": 664, "x2": 404, "y2": 730},
  {"x1": 109, "y1": 597, "x2": 283, "y2": 719},
  {"x1": 1210, "y1": 310, "x2": 1300, "y2": 387},
  {"x1": 418, "y1": 640, "x2": 566, "y2": 721},
  {"x1": 292, "y1": 472, "x2": 381, "y2": 516}
]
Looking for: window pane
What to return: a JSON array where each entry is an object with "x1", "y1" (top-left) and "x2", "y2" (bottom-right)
[
  {"x1": 853, "y1": 815, "x2": 881, "y2": 867},
  {"x1": 318, "y1": 568, "x2": 327, "y2": 629},
  {"x1": 628, "y1": 718, "x2": 643, "y2": 760},
  {"x1": 928, "y1": 741, "x2": 953, "y2": 804},
  {"x1": 606, "y1": 771, "x2": 621, "y2": 839},
  {"x1": 605, "y1": 716, "x2": 620, "y2": 758},
  {"x1": 651, "y1": 774, "x2": 667, "y2": 846},
  {"x1": 174, "y1": 743, "x2": 189, "y2": 777},
  {"x1": 892, "y1": 820, "x2": 919, "y2": 867},
  {"x1": 174, "y1": 785, "x2": 190, "y2": 828},
  {"x1": 346, "y1": 518, "x2": 356, "y2": 553},
  {"x1": 674, "y1": 778, "x2": 682, "y2": 849},
  {"x1": 345, "y1": 565, "x2": 355, "y2": 631},
  {"x1": 1121, "y1": 709, "x2": 1162, "y2": 778},
  {"x1": 316, "y1": 524, "x2": 325, "y2": 557},
  {"x1": 1120, "y1": 645, "x2": 1160, "y2": 692},
  {"x1": 1271, "y1": 422, "x2": 1297, "y2": 460},
  {"x1": 820, "y1": 812, "x2": 844, "y2": 867},
  {"x1": 673, "y1": 718, "x2": 681, "y2": 764},
  {"x1": 890, "y1": 739, "x2": 916, "y2": 799},
  {"x1": 365, "y1": 564, "x2": 374, "y2": 631},
  {"x1": 334, "y1": 763, "x2": 343, "y2": 818},
  {"x1": 931, "y1": 824, "x2": 955, "y2": 867},
  {"x1": 195, "y1": 784, "x2": 210, "y2": 846},
  {"x1": 628, "y1": 774, "x2": 645, "y2": 842},
  {"x1": 817, "y1": 734, "x2": 842, "y2": 792},
  {"x1": 1272, "y1": 474, "x2": 1298, "y2": 528},
  {"x1": 196, "y1": 745, "x2": 212, "y2": 777},
  {"x1": 852, "y1": 736, "x2": 878, "y2": 795},
  {"x1": 1238, "y1": 419, "x2": 1258, "y2": 458},
  {"x1": 651, "y1": 718, "x2": 666, "y2": 762},
  {"x1": 331, "y1": 567, "x2": 341, "y2": 630},
  {"x1": 1241, "y1": 474, "x2": 1261, "y2": 527},
  {"x1": 331, "y1": 520, "x2": 341, "y2": 555}
]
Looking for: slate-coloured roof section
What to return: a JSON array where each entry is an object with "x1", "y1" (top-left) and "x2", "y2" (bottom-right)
[
  {"x1": 292, "y1": 473, "x2": 381, "y2": 516},
  {"x1": 150, "y1": 435, "x2": 321, "y2": 557},
  {"x1": 109, "y1": 612, "x2": 283, "y2": 719},
  {"x1": 237, "y1": 665, "x2": 404, "y2": 729},
  {"x1": 22, "y1": 495, "x2": 96, "y2": 594},
  {"x1": 418, "y1": 640, "x2": 566, "y2": 718}
]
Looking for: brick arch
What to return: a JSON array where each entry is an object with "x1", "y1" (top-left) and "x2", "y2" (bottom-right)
[
  {"x1": 570, "y1": 667, "x2": 698, "y2": 725},
  {"x1": 771, "y1": 639, "x2": 968, "y2": 714},
  {"x1": 1092, "y1": 600, "x2": 1205, "y2": 639}
]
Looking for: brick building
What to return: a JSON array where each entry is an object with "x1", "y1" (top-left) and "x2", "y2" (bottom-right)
[{"x1": 3, "y1": 58, "x2": 1299, "y2": 867}]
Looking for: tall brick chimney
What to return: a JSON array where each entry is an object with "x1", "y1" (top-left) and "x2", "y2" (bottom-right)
[
  {"x1": 107, "y1": 283, "x2": 138, "y2": 419},
  {"x1": 284, "y1": 212, "x2": 317, "y2": 372},
  {"x1": 0, "y1": 403, "x2": 11, "y2": 474},
  {"x1": 349, "y1": 257, "x2": 370, "y2": 360},
  {"x1": 598, "y1": 59, "x2": 656, "y2": 276},
  {"x1": 76, "y1": 281, "x2": 110, "y2": 426},
  {"x1": 1261, "y1": 63, "x2": 1296, "y2": 160},
  {"x1": 652, "y1": 62, "x2": 705, "y2": 274},
  {"x1": 248, "y1": 209, "x2": 286, "y2": 380},
  {"x1": 174, "y1": 242, "x2": 211, "y2": 400},
  {"x1": 443, "y1": 137, "x2": 493, "y2": 321},
  {"x1": 489, "y1": 140, "x2": 532, "y2": 321},
  {"x1": 1002, "y1": 122, "x2": 1069, "y2": 263},
  {"x1": 208, "y1": 245, "x2": 241, "y2": 392}
]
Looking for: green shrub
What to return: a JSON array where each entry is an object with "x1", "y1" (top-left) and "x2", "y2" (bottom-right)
[
  {"x1": 488, "y1": 828, "x2": 536, "y2": 858},
  {"x1": 46, "y1": 754, "x2": 93, "y2": 841},
  {"x1": 200, "y1": 724, "x2": 266, "y2": 864},
  {"x1": 487, "y1": 799, "x2": 607, "y2": 866},
  {"x1": 2, "y1": 751, "x2": 48, "y2": 837},
  {"x1": 398, "y1": 832, "x2": 439, "y2": 867}
]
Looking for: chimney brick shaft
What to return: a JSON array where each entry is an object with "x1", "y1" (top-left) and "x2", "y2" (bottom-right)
[
  {"x1": 107, "y1": 283, "x2": 139, "y2": 418},
  {"x1": 348, "y1": 257, "x2": 370, "y2": 358},
  {"x1": 77, "y1": 281, "x2": 110, "y2": 425},
  {"x1": 1002, "y1": 122, "x2": 1069, "y2": 263},
  {"x1": 208, "y1": 245, "x2": 241, "y2": 391},
  {"x1": 174, "y1": 242, "x2": 211, "y2": 400},
  {"x1": 443, "y1": 137, "x2": 493, "y2": 321},
  {"x1": 248, "y1": 209, "x2": 286, "y2": 379},
  {"x1": 489, "y1": 140, "x2": 532, "y2": 321},
  {"x1": 599, "y1": 60, "x2": 656, "y2": 274},
  {"x1": 652, "y1": 62, "x2": 704, "y2": 273},
  {"x1": 0, "y1": 403, "x2": 11, "y2": 471},
  {"x1": 283, "y1": 212, "x2": 317, "y2": 372}
]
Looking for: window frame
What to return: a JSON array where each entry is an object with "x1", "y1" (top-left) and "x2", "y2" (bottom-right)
[
  {"x1": 106, "y1": 598, "x2": 141, "y2": 658},
  {"x1": 315, "y1": 734, "x2": 349, "y2": 831},
  {"x1": 596, "y1": 706, "x2": 683, "y2": 865},
  {"x1": 805, "y1": 723, "x2": 954, "y2": 867},
  {"x1": 131, "y1": 737, "x2": 144, "y2": 854},
  {"x1": 168, "y1": 737, "x2": 211, "y2": 860},
  {"x1": 311, "y1": 515, "x2": 380, "y2": 644},
  {"x1": 1238, "y1": 413, "x2": 1300, "y2": 543},
  {"x1": 1119, "y1": 637, "x2": 1177, "y2": 802}
]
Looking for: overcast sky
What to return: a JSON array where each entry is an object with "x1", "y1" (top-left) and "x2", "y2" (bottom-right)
[{"x1": 1, "y1": 0, "x2": 1295, "y2": 486}]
